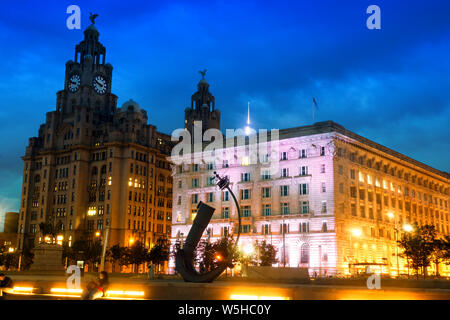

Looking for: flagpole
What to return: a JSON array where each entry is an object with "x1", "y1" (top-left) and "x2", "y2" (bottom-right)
[{"x1": 312, "y1": 100, "x2": 315, "y2": 123}]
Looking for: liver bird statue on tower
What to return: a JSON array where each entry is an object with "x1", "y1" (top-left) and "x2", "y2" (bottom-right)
[{"x1": 89, "y1": 13, "x2": 99, "y2": 24}]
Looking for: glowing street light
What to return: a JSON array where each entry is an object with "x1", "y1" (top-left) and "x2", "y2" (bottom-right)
[
  {"x1": 387, "y1": 212, "x2": 395, "y2": 220},
  {"x1": 242, "y1": 243, "x2": 254, "y2": 256},
  {"x1": 129, "y1": 238, "x2": 135, "y2": 245},
  {"x1": 95, "y1": 231, "x2": 101, "y2": 237},
  {"x1": 403, "y1": 224, "x2": 413, "y2": 232},
  {"x1": 351, "y1": 228, "x2": 362, "y2": 237}
]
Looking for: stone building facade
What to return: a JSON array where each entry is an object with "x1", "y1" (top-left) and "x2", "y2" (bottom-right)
[
  {"x1": 170, "y1": 121, "x2": 450, "y2": 277},
  {"x1": 17, "y1": 22, "x2": 173, "y2": 272}
]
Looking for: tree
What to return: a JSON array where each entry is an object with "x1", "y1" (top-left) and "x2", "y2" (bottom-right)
[
  {"x1": 127, "y1": 241, "x2": 148, "y2": 273},
  {"x1": 255, "y1": 240, "x2": 278, "y2": 266},
  {"x1": 442, "y1": 236, "x2": 450, "y2": 264},
  {"x1": 397, "y1": 224, "x2": 437, "y2": 279},
  {"x1": 147, "y1": 238, "x2": 170, "y2": 274},
  {"x1": 0, "y1": 245, "x2": 19, "y2": 270},
  {"x1": 64, "y1": 240, "x2": 103, "y2": 271},
  {"x1": 196, "y1": 235, "x2": 239, "y2": 272},
  {"x1": 107, "y1": 244, "x2": 127, "y2": 273}
]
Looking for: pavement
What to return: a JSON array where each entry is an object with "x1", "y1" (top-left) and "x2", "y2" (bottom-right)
[{"x1": 2, "y1": 272, "x2": 450, "y2": 300}]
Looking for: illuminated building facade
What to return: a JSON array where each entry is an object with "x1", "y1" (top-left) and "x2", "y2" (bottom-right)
[
  {"x1": 170, "y1": 121, "x2": 450, "y2": 276},
  {"x1": 17, "y1": 22, "x2": 173, "y2": 272}
]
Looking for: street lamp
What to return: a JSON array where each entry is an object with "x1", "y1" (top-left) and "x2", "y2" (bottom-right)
[
  {"x1": 351, "y1": 228, "x2": 362, "y2": 237},
  {"x1": 349, "y1": 228, "x2": 361, "y2": 275},
  {"x1": 403, "y1": 224, "x2": 413, "y2": 232},
  {"x1": 387, "y1": 212, "x2": 400, "y2": 278}
]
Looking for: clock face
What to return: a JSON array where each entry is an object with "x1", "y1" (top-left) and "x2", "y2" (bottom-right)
[
  {"x1": 68, "y1": 74, "x2": 81, "y2": 93},
  {"x1": 93, "y1": 75, "x2": 107, "y2": 95}
]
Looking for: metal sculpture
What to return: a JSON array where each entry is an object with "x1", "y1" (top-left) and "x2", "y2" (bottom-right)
[{"x1": 175, "y1": 172, "x2": 241, "y2": 282}]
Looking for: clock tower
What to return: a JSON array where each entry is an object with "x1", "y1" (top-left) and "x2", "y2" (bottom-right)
[{"x1": 58, "y1": 21, "x2": 117, "y2": 120}]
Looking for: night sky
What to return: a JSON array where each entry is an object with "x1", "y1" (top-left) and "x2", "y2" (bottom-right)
[{"x1": 0, "y1": 0, "x2": 449, "y2": 227}]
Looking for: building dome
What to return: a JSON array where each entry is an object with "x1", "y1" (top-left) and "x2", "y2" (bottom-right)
[
  {"x1": 119, "y1": 99, "x2": 142, "y2": 113},
  {"x1": 85, "y1": 24, "x2": 98, "y2": 32}
]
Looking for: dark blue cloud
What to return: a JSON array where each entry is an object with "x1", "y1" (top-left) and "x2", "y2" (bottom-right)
[{"x1": 0, "y1": 0, "x2": 449, "y2": 216}]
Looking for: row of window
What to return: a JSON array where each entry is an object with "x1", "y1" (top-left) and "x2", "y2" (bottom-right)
[{"x1": 340, "y1": 148, "x2": 448, "y2": 195}]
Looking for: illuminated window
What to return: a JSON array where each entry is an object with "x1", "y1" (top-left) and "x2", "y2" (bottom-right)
[
  {"x1": 108, "y1": 177, "x2": 112, "y2": 185},
  {"x1": 241, "y1": 156, "x2": 250, "y2": 166},
  {"x1": 359, "y1": 172, "x2": 365, "y2": 183},
  {"x1": 87, "y1": 206, "x2": 97, "y2": 216},
  {"x1": 191, "y1": 209, "x2": 197, "y2": 221}
]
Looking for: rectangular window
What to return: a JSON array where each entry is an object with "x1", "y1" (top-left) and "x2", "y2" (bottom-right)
[
  {"x1": 222, "y1": 207, "x2": 229, "y2": 219},
  {"x1": 301, "y1": 149, "x2": 307, "y2": 158},
  {"x1": 193, "y1": 164, "x2": 199, "y2": 172},
  {"x1": 350, "y1": 186, "x2": 357, "y2": 198},
  {"x1": 351, "y1": 203, "x2": 356, "y2": 216},
  {"x1": 281, "y1": 202, "x2": 290, "y2": 215},
  {"x1": 280, "y1": 185, "x2": 289, "y2": 197},
  {"x1": 321, "y1": 164, "x2": 326, "y2": 173},
  {"x1": 350, "y1": 169, "x2": 355, "y2": 179},
  {"x1": 301, "y1": 201, "x2": 309, "y2": 214},
  {"x1": 280, "y1": 223, "x2": 289, "y2": 234},
  {"x1": 262, "y1": 187, "x2": 271, "y2": 198},
  {"x1": 263, "y1": 204, "x2": 271, "y2": 216},
  {"x1": 191, "y1": 194, "x2": 198, "y2": 204},
  {"x1": 320, "y1": 146, "x2": 325, "y2": 156},
  {"x1": 261, "y1": 169, "x2": 271, "y2": 180},
  {"x1": 300, "y1": 183, "x2": 309, "y2": 195},
  {"x1": 207, "y1": 192, "x2": 214, "y2": 202},
  {"x1": 242, "y1": 206, "x2": 251, "y2": 217},
  {"x1": 207, "y1": 176, "x2": 215, "y2": 186},
  {"x1": 300, "y1": 166, "x2": 309, "y2": 176},
  {"x1": 222, "y1": 191, "x2": 230, "y2": 201},
  {"x1": 241, "y1": 189, "x2": 251, "y2": 200},
  {"x1": 280, "y1": 152, "x2": 287, "y2": 160},
  {"x1": 321, "y1": 182, "x2": 326, "y2": 193},
  {"x1": 262, "y1": 224, "x2": 271, "y2": 235},
  {"x1": 321, "y1": 201, "x2": 327, "y2": 213},
  {"x1": 192, "y1": 178, "x2": 199, "y2": 188},
  {"x1": 241, "y1": 172, "x2": 251, "y2": 182},
  {"x1": 300, "y1": 222, "x2": 309, "y2": 233},
  {"x1": 281, "y1": 168, "x2": 289, "y2": 178}
]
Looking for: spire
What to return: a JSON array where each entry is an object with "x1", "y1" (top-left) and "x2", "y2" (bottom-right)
[
  {"x1": 245, "y1": 101, "x2": 253, "y2": 136},
  {"x1": 247, "y1": 101, "x2": 250, "y2": 126}
]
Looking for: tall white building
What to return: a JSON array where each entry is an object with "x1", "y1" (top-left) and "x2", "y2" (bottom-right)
[{"x1": 170, "y1": 121, "x2": 450, "y2": 277}]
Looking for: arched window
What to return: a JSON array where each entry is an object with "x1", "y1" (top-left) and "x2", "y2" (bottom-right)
[
  {"x1": 91, "y1": 167, "x2": 98, "y2": 176},
  {"x1": 300, "y1": 243, "x2": 310, "y2": 264}
]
